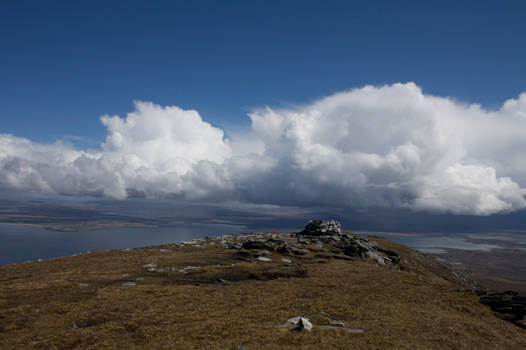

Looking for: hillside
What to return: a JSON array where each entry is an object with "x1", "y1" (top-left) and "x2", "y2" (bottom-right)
[{"x1": 1, "y1": 223, "x2": 526, "y2": 349}]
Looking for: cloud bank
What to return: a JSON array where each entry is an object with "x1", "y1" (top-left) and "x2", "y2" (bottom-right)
[{"x1": 2, "y1": 83, "x2": 526, "y2": 215}]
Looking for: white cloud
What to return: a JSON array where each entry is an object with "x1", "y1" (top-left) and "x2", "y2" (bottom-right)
[{"x1": 1, "y1": 83, "x2": 526, "y2": 215}]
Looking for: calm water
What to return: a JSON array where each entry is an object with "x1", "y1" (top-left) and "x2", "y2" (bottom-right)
[{"x1": 0, "y1": 223, "x2": 249, "y2": 265}]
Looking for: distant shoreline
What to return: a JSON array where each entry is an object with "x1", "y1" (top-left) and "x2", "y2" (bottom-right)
[{"x1": 0, "y1": 219, "x2": 160, "y2": 232}]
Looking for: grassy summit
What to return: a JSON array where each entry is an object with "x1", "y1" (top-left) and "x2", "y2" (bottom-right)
[{"x1": 1, "y1": 229, "x2": 525, "y2": 349}]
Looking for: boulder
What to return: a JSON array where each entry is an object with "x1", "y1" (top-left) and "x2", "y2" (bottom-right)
[{"x1": 285, "y1": 316, "x2": 313, "y2": 331}]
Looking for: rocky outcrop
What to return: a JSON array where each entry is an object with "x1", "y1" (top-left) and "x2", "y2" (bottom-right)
[
  {"x1": 226, "y1": 220, "x2": 400, "y2": 266},
  {"x1": 480, "y1": 291, "x2": 526, "y2": 328}
]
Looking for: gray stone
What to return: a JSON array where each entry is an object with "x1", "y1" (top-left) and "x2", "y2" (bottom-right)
[
  {"x1": 257, "y1": 256, "x2": 272, "y2": 262},
  {"x1": 241, "y1": 241, "x2": 274, "y2": 251},
  {"x1": 290, "y1": 246, "x2": 310, "y2": 255},
  {"x1": 329, "y1": 320, "x2": 346, "y2": 327},
  {"x1": 255, "y1": 250, "x2": 271, "y2": 256},
  {"x1": 320, "y1": 325, "x2": 365, "y2": 333}
]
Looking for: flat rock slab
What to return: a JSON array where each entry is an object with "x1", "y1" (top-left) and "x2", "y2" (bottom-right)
[{"x1": 320, "y1": 325, "x2": 365, "y2": 333}]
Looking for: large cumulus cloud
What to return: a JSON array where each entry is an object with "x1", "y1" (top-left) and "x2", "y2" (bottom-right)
[{"x1": 2, "y1": 83, "x2": 526, "y2": 215}]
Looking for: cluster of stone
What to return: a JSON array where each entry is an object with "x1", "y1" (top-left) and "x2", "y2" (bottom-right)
[
  {"x1": 480, "y1": 291, "x2": 526, "y2": 328},
  {"x1": 300, "y1": 219, "x2": 342, "y2": 236},
  {"x1": 223, "y1": 219, "x2": 400, "y2": 266},
  {"x1": 135, "y1": 220, "x2": 401, "y2": 267}
]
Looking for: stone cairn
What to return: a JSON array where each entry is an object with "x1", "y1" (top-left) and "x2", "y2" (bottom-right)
[{"x1": 300, "y1": 219, "x2": 342, "y2": 236}]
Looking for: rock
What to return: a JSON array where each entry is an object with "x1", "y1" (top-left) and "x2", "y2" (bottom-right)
[
  {"x1": 329, "y1": 320, "x2": 346, "y2": 327},
  {"x1": 257, "y1": 256, "x2": 272, "y2": 262},
  {"x1": 480, "y1": 292, "x2": 526, "y2": 328},
  {"x1": 123, "y1": 282, "x2": 136, "y2": 286},
  {"x1": 267, "y1": 238, "x2": 286, "y2": 246},
  {"x1": 281, "y1": 258, "x2": 292, "y2": 263},
  {"x1": 178, "y1": 265, "x2": 201, "y2": 274},
  {"x1": 155, "y1": 266, "x2": 176, "y2": 272},
  {"x1": 289, "y1": 246, "x2": 310, "y2": 255},
  {"x1": 215, "y1": 278, "x2": 231, "y2": 286},
  {"x1": 241, "y1": 241, "x2": 273, "y2": 251},
  {"x1": 227, "y1": 221, "x2": 400, "y2": 267},
  {"x1": 330, "y1": 234, "x2": 400, "y2": 266},
  {"x1": 292, "y1": 317, "x2": 313, "y2": 331},
  {"x1": 333, "y1": 239, "x2": 366, "y2": 259},
  {"x1": 300, "y1": 219, "x2": 342, "y2": 236},
  {"x1": 255, "y1": 250, "x2": 271, "y2": 256},
  {"x1": 377, "y1": 248, "x2": 401, "y2": 264},
  {"x1": 320, "y1": 325, "x2": 365, "y2": 333},
  {"x1": 365, "y1": 251, "x2": 387, "y2": 265},
  {"x1": 277, "y1": 245, "x2": 292, "y2": 255},
  {"x1": 285, "y1": 316, "x2": 313, "y2": 331}
]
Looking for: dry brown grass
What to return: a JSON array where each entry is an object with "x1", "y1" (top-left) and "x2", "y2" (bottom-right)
[{"x1": 1, "y1": 235, "x2": 525, "y2": 349}]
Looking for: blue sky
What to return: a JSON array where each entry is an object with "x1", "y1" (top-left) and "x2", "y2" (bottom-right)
[
  {"x1": 2, "y1": 1, "x2": 526, "y2": 218},
  {"x1": 1, "y1": 0, "x2": 525, "y2": 145}
]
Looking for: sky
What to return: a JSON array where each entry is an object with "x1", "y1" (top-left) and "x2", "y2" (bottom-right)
[{"x1": 1, "y1": 1, "x2": 526, "y2": 218}]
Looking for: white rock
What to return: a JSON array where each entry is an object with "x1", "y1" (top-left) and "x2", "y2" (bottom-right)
[
  {"x1": 286, "y1": 316, "x2": 310, "y2": 325},
  {"x1": 258, "y1": 256, "x2": 272, "y2": 262},
  {"x1": 288, "y1": 317, "x2": 312, "y2": 331}
]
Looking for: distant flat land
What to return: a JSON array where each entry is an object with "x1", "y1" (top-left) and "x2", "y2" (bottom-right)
[
  {"x1": 0, "y1": 201, "x2": 159, "y2": 232},
  {"x1": 436, "y1": 248, "x2": 526, "y2": 294}
]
